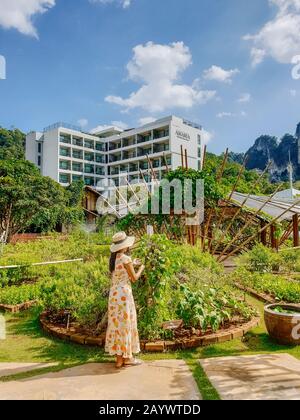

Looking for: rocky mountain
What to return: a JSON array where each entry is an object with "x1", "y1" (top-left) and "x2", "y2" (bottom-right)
[{"x1": 231, "y1": 124, "x2": 300, "y2": 182}]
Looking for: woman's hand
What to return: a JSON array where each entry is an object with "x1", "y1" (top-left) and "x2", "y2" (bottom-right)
[{"x1": 133, "y1": 258, "x2": 142, "y2": 267}]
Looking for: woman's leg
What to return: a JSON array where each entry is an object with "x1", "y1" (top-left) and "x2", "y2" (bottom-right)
[{"x1": 116, "y1": 355, "x2": 124, "y2": 368}]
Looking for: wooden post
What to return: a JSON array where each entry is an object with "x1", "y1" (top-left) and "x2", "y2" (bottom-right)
[
  {"x1": 260, "y1": 220, "x2": 267, "y2": 246},
  {"x1": 293, "y1": 214, "x2": 299, "y2": 247},
  {"x1": 270, "y1": 225, "x2": 277, "y2": 249},
  {"x1": 185, "y1": 149, "x2": 188, "y2": 170}
]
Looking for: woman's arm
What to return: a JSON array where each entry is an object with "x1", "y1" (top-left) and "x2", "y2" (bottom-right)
[{"x1": 124, "y1": 262, "x2": 145, "y2": 283}]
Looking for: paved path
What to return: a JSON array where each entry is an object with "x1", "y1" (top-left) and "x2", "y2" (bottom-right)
[
  {"x1": 200, "y1": 354, "x2": 300, "y2": 400},
  {"x1": 0, "y1": 363, "x2": 58, "y2": 378},
  {"x1": 0, "y1": 360, "x2": 201, "y2": 400}
]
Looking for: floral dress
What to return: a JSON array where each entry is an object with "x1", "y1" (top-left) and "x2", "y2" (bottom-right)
[{"x1": 105, "y1": 253, "x2": 140, "y2": 358}]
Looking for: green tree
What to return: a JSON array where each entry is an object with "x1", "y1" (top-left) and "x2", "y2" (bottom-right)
[
  {"x1": 0, "y1": 160, "x2": 83, "y2": 242},
  {"x1": 0, "y1": 127, "x2": 25, "y2": 160}
]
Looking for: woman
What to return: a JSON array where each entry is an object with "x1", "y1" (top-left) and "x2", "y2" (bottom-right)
[{"x1": 105, "y1": 232, "x2": 145, "y2": 369}]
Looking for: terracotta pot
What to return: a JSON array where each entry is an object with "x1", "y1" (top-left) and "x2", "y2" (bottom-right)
[{"x1": 264, "y1": 304, "x2": 300, "y2": 345}]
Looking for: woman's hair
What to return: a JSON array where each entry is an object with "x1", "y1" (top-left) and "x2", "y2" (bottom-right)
[{"x1": 109, "y1": 252, "x2": 117, "y2": 274}]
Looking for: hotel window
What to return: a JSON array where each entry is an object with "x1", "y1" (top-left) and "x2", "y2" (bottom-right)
[
  {"x1": 59, "y1": 160, "x2": 71, "y2": 170},
  {"x1": 198, "y1": 147, "x2": 201, "y2": 159},
  {"x1": 72, "y1": 175, "x2": 83, "y2": 183},
  {"x1": 84, "y1": 139, "x2": 94, "y2": 149},
  {"x1": 96, "y1": 166, "x2": 105, "y2": 176},
  {"x1": 72, "y1": 162, "x2": 82, "y2": 172},
  {"x1": 129, "y1": 163, "x2": 138, "y2": 172},
  {"x1": 60, "y1": 146, "x2": 71, "y2": 157},
  {"x1": 95, "y1": 142, "x2": 105, "y2": 152},
  {"x1": 84, "y1": 164, "x2": 94, "y2": 174},
  {"x1": 84, "y1": 177, "x2": 94, "y2": 186},
  {"x1": 84, "y1": 152, "x2": 94, "y2": 162},
  {"x1": 198, "y1": 161, "x2": 201, "y2": 171},
  {"x1": 38, "y1": 156, "x2": 41, "y2": 166},
  {"x1": 96, "y1": 154, "x2": 105, "y2": 164},
  {"x1": 73, "y1": 136, "x2": 83, "y2": 147},
  {"x1": 73, "y1": 149, "x2": 83, "y2": 160},
  {"x1": 59, "y1": 173, "x2": 70, "y2": 184},
  {"x1": 198, "y1": 135, "x2": 201, "y2": 146},
  {"x1": 38, "y1": 143, "x2": 42, "y2": 153},
  {"x1": 60, "y1": 134, "x2": 71, "y2": 144}
]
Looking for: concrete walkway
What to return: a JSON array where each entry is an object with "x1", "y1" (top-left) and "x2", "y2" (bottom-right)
[
  {"x1": 200, "y1": 354, "x2": 300, "y2": 400},
  {"x1": 0, "y1": 363, "x2": 58, "y2": 378},
  {"x1": 0, "y1": 360, "x2": 201, "y2": 400}
]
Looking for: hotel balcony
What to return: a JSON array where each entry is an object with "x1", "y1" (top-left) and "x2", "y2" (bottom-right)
[
  {"x1": 95, "y1": 142, "x2": 106, "y2": 152},
  {"x1": 84, "y1": 152, "x2": 95, "y2": 162},
  {"x1": 109, "y1": 153, "x2": 122, "y2": 163},
  {"x1": 137, "y1": 147, "x2": 152, "y2": 158},
  {"x1": 72, "y1": 162, "x2": 83, "y2": 172},
  {"x1": 153, "y1": 143, "x2": 169, "y2": 154},
  {"x1": 137, "y1": 132, "x2": 152, "y2": 144},
  {"x1": 153, "y1": 127, "x2": 169, "y2": 140},
  {"x1": 60, "y1": 134, "x2": 71, "y2": 144},
  {"x1": 84, "y1": 139, "x2": 95, "y2": 149},
  {"x1": 59, "y1": 146, "x2": 71, "y2": 158},
  {"x1": 84, "y1": 164, "x2": 95, "y2": 174},
  {"x1": 109, "y1": 142, "x2": 122, "y2": 151},
  {"x1": 122, "y1": 137, "x2": 136, "y2": 148},
  {"x1": 72, "y1": 137, "x2": 83, "y2": 147},
  {"x1": 73, "y1": 149, "x2": 83, "y2": 160},
  {"x1": 123, "y1": 150, "x2": 137, "y2": 160},
  {"x1": 59, "y1": 160, "x2": 71, "y2": 171}
]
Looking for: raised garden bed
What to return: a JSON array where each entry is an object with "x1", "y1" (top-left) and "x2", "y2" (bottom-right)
[
  {"x1": 235, "y1": 283, "x2": 276, "y2": 304},
  {"x1": 0, "y1": 300, "x2": 37, "y2": 313},
  {"x1": 40, "y1": 311, "x2": 260, "y2": 352}
]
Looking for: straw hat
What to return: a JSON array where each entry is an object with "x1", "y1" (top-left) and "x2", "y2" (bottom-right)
[{"x1": 110, "y1": 231, "x2": 135, "y2": 253}]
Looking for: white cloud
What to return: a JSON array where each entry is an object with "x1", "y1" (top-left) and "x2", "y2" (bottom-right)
[
  {"x1": 105, "y1": 41, "x2": 216, "y2": 113},
  {"x1": 111, "y1": 120, "x2": 129, "y2": 129},
  {"x1": 90, "y1": 120, "x2": 128, "y2": 133},
  {"x1": 244, "y1": 0, "x2": 300, "y2": 65},
  {"x1": 77, "y1": 118, "x2": 89, "y2": 128},
  {"x1": 203, "y1": 65, "x2": 240, "y2": 84},
  {"x1": 237, "y1": 93, "x2": 251, "y2": 103},
  {"x1": 89, "y1": 0, "x2": 132, "y2": 9},
  {"x1": 217, "y1": 111, "x2": 247, "y2": 118},
  {"x1": 0, "y1": 0, "x2": 55, "y2": 38},
  {"x1": 90, "y1": 125, "x2": 110, "y2": 134},
  {"x1": 138, "y1": 117, "x2": 157, "y2": 126},
  {"x1": 202, "y1": 129, "x2": 214, "y2": 145}
]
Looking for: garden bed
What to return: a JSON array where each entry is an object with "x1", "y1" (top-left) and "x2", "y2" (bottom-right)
[
  {"x1": 0, "y1": 300, "x2": 37, "y2": 313},
  {"x1": 40, "y1": 311, "x2": 260, "y2": 351}
]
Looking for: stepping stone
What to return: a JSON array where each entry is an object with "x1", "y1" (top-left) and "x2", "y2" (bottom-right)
[
  {"x1": 0, "y1": 360, "x2": 201, "y2": 400},
  {"x1": 200, "y1": 354, "x2": 300, "y2": 400},
  {"x1": 0, "y1": 363, "x2": 58, "y2": 378}
]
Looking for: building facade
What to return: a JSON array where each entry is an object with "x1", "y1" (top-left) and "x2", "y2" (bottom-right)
[{"x1": 26, "y1": 116, "x2": 203, "y2": 189}]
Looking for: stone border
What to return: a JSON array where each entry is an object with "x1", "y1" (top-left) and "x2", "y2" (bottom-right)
[
  {"x1": 235, "y1": 283, "x2": 276, "y2": 304},
  {"x1": 0, "y1": 300, "x2": 37, "y2": 313},
  {"x1": 40, "y1": 312, "x2": 260, "y2": 352}
]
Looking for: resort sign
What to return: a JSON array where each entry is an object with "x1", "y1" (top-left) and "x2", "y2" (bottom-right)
[{"x1": 175, "y1": 130, "x2": 190, "y2": 141}]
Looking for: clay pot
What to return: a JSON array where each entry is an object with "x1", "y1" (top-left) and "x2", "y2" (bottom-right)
[{"x1": 264, "y1": 304, "x2": 300, "y2": 345}]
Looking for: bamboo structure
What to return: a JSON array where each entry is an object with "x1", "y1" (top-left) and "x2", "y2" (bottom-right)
[
  {"x1": 202, "y1": 149, "x2": 229, "y2": 251},
  {"x1": 217, "y1": 184, "x2": 284, "y2": 261},
  {"x1": 220, "y1": 198, "x2": 300, "y2": 263},
  {"x1": 208, "y1": 155, "x2": 248, "y2": 251},
  {"x1": 211, "y1": 162, "x2": 271, "y2": 254}
]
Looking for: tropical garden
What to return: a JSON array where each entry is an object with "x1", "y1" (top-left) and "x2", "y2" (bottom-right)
[{"x1": 1, "y1": 126, "x2": 300, "y2": 400}]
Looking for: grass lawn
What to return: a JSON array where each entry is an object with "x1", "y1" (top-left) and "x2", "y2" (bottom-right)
[{"x1": 1, "y1": 295, "x2": 300, "y2": 400}]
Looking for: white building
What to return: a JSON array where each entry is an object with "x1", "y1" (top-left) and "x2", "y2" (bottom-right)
[{"x1": 26, "y1": 116, "x2": 203, "y2": 189}]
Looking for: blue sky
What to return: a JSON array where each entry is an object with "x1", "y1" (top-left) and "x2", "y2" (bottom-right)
[{"x1": 0, "y1": 0, "x2": 300, "y2": 154}]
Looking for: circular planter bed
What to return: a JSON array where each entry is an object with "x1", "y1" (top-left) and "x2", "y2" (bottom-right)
[
  {"x1": 264, "y1": 304, "x2": 300, "y2": 346},
  {"x1": 40, "y1": 311, "x2": 260, "y2": 352}
]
